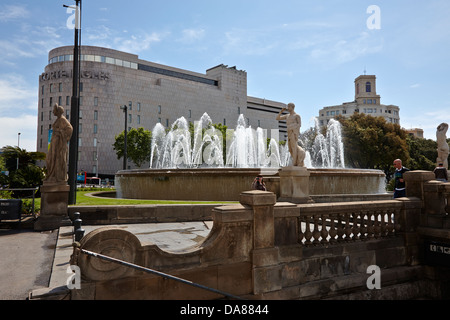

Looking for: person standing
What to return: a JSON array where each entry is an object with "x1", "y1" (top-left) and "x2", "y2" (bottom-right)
[{"x1": 393, "y1": 159, "x2": 409, "y2": 198}]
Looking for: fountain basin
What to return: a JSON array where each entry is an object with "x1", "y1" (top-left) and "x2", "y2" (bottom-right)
[{"x1": 115, "y1": 168, "x2": 387, "y2": 201}]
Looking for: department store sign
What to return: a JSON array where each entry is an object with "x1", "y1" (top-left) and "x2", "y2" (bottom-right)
[{"x1": 41, "y1": 69, "x2": 111, "y2": 81}]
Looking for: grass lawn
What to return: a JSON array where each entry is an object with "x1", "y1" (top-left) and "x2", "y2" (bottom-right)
[{"x1": 71, "y1": 190, "x2": 237, "y2": 206}]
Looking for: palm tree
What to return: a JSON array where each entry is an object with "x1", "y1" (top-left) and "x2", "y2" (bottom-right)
[{"x1": 0, "y1": 146, "x2": 46, "y2": 197}]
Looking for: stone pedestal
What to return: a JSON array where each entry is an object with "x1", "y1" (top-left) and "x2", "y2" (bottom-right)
[
  {"x1": 278, "y1": 166, "x2": 312, "y2": 204},
  {"x1": 34, "y1": 183, "x2": 71, "y2": 231}
]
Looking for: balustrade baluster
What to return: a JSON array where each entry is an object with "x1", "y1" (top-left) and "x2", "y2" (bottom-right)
[
  {"x1": 344, "y1": 213, "x2": 352, "y2": 241},
  {"x1": 359, "y1": 211, "x2": 367, "y2": 240},
  {"x1": 329, "y1": 213, "x2": 337, "y2": 244},
  {"x1": 381, "y1": 210, "x2": 389, "y2": 237},
  {"x1": 312, "y1": 215, "x2": 320, "y2": 245},
  {"x1": 336, "y1": 214, "x2": 344, "y2": 242},
  {"x1": 386, "y1": 210, "x2": 395, "y2": 236},
  {"x1": 298, "y1": 216, "x2": 305, "y2": 244},
  {"x1": 352, "y1": 212, "x2": 360, "y2": 240},
  {"x1": 367, "y1": 211, "x2": 375, "y2": 238},
  {"x1": 374, "y1": 210, "x2": 381, "y2": 239},
  {"x1": 304, "y1": 215, "x2": 313, "y2": 245},
  {"x1": 321, "y1": 214, "x2": 329, "y2": 244},
  {"x1": 394, "y1": 209, "x2": 402, "y2": 233}
]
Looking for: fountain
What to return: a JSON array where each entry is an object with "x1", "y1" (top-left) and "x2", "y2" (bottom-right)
[{"x1": 115, "y1": 113, "x2": 387, "y2": 201}]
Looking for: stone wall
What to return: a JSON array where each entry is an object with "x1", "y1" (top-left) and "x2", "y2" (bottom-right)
[{"x1": 69, "y1": 173, "x2": 450, "y2": 299}]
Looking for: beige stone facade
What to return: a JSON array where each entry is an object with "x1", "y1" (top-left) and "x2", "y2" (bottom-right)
[
  {"x1": 37, "y1": 46, "x2": 286, "y2": 177},
  {"x1": 318, "y1": 75, "x2": 400, "y2": 127}
]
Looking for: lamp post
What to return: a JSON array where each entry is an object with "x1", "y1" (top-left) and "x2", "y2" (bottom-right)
[
  {"x1": 95, "y1": 140, "x2": 99, "y2": 178},
  {"x1": 120, "y1": 105, "x2": 128, "y2": 170},
  {"x1": 16, "y1": 132, "x2": 20, "y2": 170},
  {"x1": 66, "y1": 0, "x2": 81, "y2": 205}
]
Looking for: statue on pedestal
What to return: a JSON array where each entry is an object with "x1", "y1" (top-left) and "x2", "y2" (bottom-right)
[
  {"x1": 276, "y1": 103, "x2": 306, "y2": 167},
  {"x1": 44, "y1": 104, "x2": 73, "y2": 184},
  {"x1": 35, "y1": 104, "x2": 73, "y2": 231},
  {"x1": 436, "y1": 123, "x2": 449, "y2": 169}
]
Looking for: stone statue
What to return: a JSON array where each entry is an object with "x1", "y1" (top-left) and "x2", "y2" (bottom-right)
[
  {"x1": 276, "y1": 102, "x2": 306, "y2": 167},
  {"x1": 436, "y1": 122, "x2": 449, "y2": 169},
  {"x1": 44, "y1": 104, "x2": 73, "y2": 184}
]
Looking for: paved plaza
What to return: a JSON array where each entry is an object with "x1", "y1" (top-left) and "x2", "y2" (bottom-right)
[{"x1": 0, "y1": 221, "x2": 213, "y2": 300}]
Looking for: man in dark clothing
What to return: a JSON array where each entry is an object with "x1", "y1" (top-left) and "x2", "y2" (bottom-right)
[
  {"x1": 393, "y1": 159, "x2": 409, "y2": 198},
  {"x1": 434, "y1": 163, "x2": 448, "y2": 182}
]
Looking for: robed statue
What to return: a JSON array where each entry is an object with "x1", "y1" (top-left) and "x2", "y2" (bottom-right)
[{"x1": 44, "y1": 104, "x2": 73, "y2": 184}]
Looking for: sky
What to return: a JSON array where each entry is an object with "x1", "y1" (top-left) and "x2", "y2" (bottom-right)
[{"x1": 1, "y1": 0, "x2": 449, "y2": 152}]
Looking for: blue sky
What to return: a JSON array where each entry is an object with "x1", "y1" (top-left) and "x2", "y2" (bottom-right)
[{"x1": 1, "y1": 0, "x2": 449, "y2": 152}]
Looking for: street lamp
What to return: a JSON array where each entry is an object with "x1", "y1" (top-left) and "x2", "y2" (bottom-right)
[
  {"x1": 66, "y1": 0, "x2": 81, "y2": 205},
  {"x1": 120, "y1": 105, "x2": 128, "y2": 170},
  {"x1": 16, "y1": 132, "x2": 21, "y2": 170}
]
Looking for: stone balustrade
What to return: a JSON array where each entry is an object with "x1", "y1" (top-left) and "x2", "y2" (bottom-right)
[
  {"x1": 296, "y1": 201, "x2": 402, "y2": 246},
  {"x1": 68, "y1": 171, "x2": 450, "y2": 300}
]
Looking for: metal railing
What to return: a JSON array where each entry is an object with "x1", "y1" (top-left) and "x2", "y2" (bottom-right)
[{"x1": 79, "y1": 248, "x2": 245, "y2": 300}]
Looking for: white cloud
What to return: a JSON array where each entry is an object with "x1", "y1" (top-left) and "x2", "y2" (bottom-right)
[
  {"x1": 0, "y1": 114, "x2": 37, "y2": 152},
  {"x1": 178, "y1": 28, "x2": 205, "y2": 43},
  {"x1": 309, "y1": 32, "x2": 383, "y2": 66},
  {"x1": 113, "y1": 32, "x2": 165, "y2": 53},
  {"x1": 0, "y1": 74, "x2": 37, "y2": 113},
  {"x1": 0, "y1": 4, "x2": 29, "y2": 22}
]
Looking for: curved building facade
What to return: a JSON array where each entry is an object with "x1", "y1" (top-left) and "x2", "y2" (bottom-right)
[{"x1": 37, "y1": 46, "x2": 286, "y2": 178}]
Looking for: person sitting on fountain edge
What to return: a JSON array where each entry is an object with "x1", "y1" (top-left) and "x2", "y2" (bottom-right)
[
  {"x1": 433, "y1": 163, "x2": 448, "y2": 182},
  {"x1": 252, "y1": 175, "x2": 267, "y2": 191},
  {"x1": 393, "y1": 159, "x2": 409, "y2": 198}
]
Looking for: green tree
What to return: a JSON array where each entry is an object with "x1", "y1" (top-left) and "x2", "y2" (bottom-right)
[
  {"x1": 338, "y1": 113, "x2": 409, "y2": 175},
  {"x1": 0, "y1": 146, "x2": 46, "y2": 196},
  {"x1": 113, "y1": 128, "x2": 152, "y2": 167},
  {"x1": 406, "y1": 136, "x2": 437, "y2": 171}
]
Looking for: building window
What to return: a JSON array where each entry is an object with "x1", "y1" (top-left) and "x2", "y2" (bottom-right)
[
  {"x1": 79, "y1": 82, "x2": 83, "y2": 92},
  {"x1": 59, "y1": 83, "x2": 63, "y2": 92},
  {"x1": 137, "y1": 115, "x2": 141, "y2": 124},
  {"x1": 238, "y1": 107, "x2": 241, "y2": 115},
  {"x1": 128, "y1": 114, "x2": 132, "y2": 123},
  {"x1": 66, "y1": 96, "x2": 70, "y2": 105},
  {"x1": 94, "y1": 110, "x2": 98, "y2": 120},
  {"x1": 93, "y1": 124, "x2": 98, "y2": 134},
  {"x1": 49, "y1": 97, "x2": 53, "y2": 107},
  {"x1": 366, "y1": 81, "x2": 371, "y2": 93},
  {"x1": 158, "y1": 105, "x2": 161, "y2": 114},
  {"x1": 137, "y1": 102, "x2": 141, "y2": 112},
  {"x1": 94, "y1": 97, "x2": 98, "y2": 106},
  {"x1": 128, "y1": 101, "x2": 132, "y2": 110},
  {"x1": 223, "y1": 118, "x2": 226, "y2": 125},
  {"x1": 58, "y1": 96, "x2": 62, "y2": 105}
]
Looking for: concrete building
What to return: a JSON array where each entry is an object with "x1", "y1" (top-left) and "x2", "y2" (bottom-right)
[
  {"x1": 405, "y1": 128, "x2": 424, "y2": 139},
  {"x1": 317, "y1": 75, "x2": 400, "y2": 127},
  {"x1": 37, "y1": 46, "x2": 287, "y2": 178}
]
